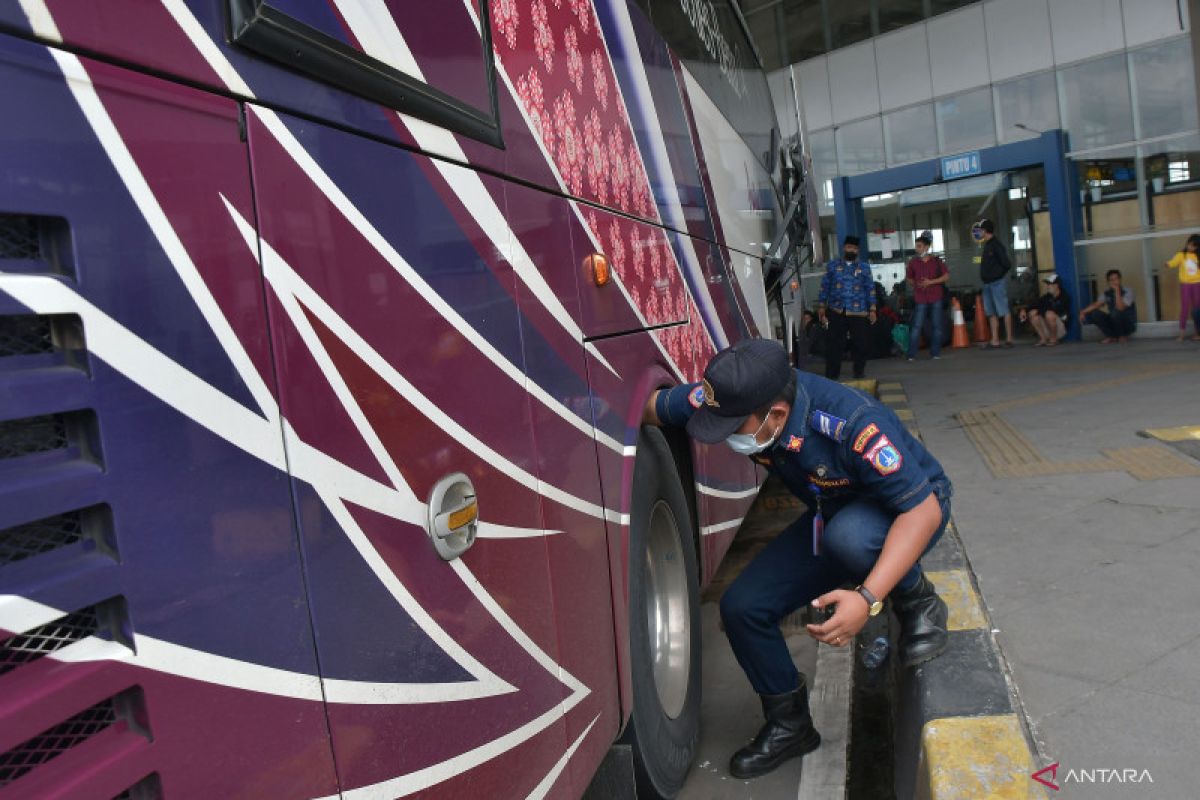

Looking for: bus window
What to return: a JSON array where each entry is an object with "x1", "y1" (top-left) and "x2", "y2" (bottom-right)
[
  {"x1": 632, "y1": 0, "x2": 779, "y2": 173},
  {"x1": 228, "y1": 0, "x2": 504, "y2": 146}
]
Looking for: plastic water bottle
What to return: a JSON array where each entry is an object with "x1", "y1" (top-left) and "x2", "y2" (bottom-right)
[{"x1": 862, "y1": 635, "x2": 890, "y2": 670}]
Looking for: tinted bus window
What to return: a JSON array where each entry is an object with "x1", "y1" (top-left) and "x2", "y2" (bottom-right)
[{"x1": 633, "y1": 0, "x2": 779, "y2": 170}]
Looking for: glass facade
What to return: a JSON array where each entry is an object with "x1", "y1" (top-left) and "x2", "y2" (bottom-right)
[
  {"x1": 995, "y1": 71, "x2": 1060, "y2": 144},
  {"x1": 1131, "y1": 37, "x2": 1200, "y2": 139},
  {"x1": 936, "y1": 88, "x2": 997, "y2": 153},
  {"x1": 1058, "y1": 53, "x2": 1135, "y2": 150},
  {"x1": 885, "y1": 104, "x2": 938, "y2": 165}
]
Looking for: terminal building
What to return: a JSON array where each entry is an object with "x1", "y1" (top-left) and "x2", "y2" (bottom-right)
[{"x1": 751, "y1": 0, "x2": 1199, "y2": 333}]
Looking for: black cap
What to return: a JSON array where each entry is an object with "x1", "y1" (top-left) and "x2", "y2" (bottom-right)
[
  {"x1": 974, "y1": 218, "x2": 995, "y2": 233},
  {"x1": 686, "y1": 339, "x2": 791, "y2": 444},
  {"x1": 843, "y1": 235, "x2": 861, "y2": 247},
  {"x1": 916, "y1": 230, "x2": 933, "y2": 244}
]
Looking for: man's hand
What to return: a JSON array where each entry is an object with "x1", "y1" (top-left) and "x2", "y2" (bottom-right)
[
  {"x1": 818, "y1": 309, "x2": 827, "y2": 326},
  {"x1": 642, "y1": 390, "x2": 663, "y2": 426},
  {"x1": 868, "y1": 310, "x2": 878, "y2": 325},
  {"x1": 805, "y1": 589, "x2": 870, "y2": 647}
]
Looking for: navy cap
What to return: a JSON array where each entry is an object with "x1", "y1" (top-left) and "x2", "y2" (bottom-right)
[{"x1": 686, "y1": 339, "x2": 792, "y2": 444}]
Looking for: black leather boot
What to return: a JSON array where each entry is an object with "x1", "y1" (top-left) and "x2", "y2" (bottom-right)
[
  {"x1": 893, "y1": 572, "x2": 949, "y2": 667},
  {"x1": 729, "y1": 681, "x2": 821, "y2": 779}
]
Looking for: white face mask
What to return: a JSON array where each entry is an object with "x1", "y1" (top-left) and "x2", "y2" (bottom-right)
[{"x1": 726, "y1": 414, "x2": 779, "y2": 455}]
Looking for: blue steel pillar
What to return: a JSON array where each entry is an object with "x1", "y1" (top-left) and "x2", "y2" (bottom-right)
[
  {"x1": 1041, "y1": 129, "x2": 1082, "y2": 339},
  {"x1": 832, "y1": 176, "x2": 865, "y2": 252}
]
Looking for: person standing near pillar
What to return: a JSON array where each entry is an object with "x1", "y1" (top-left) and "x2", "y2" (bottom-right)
[
  {"x1": 905, "y1": 231, "x2": 949, "y2": 361},
  {"x1": 973, "y1": 219, "x2": 1014, "y2": 348},
  {"x1": 818, "y1": 235, "x2": 876, "y2": 380}
]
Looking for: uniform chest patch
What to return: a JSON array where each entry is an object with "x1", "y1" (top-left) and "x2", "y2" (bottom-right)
[
  {"x1": 785, "y1": 435, "x2": 803, "y2": 452},
  {"x1": 808, "y1": 475, "x2": 851, "y2": 490},
  {"x1": 811, "y1": 410, "x2": 848, "y2": 441},
  {"x1": 864, "y1": 435, "x2": 903, "y2": 475},
  {"x1": 853, "y1": 423, "x2": 881, "y2": 454},
  {"x1": 688, "y1": 385, "x2": 705, "y2": 409}
]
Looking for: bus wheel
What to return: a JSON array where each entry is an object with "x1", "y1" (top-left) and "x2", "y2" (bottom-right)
[{"x1": 623, "y1": 426, "x2": 701, "y2": 798}]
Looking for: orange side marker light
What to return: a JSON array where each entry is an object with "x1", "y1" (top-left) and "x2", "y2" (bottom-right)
[{"x1": 587, "y1": 253, "x2": 611, "y2": 286}]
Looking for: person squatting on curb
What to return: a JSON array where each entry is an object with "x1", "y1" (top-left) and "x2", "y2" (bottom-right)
[
  {"x1": 642, "y1": 339, "x2": 952, "y2": 780},
  {"x1": 1021, "y1": 272, "x2": 1070, "y2": 346},
  {"x1": 1080, "y1": 269, "x2": 1137, "y2": 343}
]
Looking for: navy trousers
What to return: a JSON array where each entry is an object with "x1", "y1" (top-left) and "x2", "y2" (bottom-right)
[{"x1": 719, "y1": 492, "x2": 950, "y2": 695}]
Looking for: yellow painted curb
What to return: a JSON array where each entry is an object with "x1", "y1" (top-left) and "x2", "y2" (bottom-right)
[
  {"x1": 894, "y1": 408, "x2": 915, "y2": 421},
  {"x1": 925, "y1": 570, "x2": 987, "y2": 631},
  {"x1": 879, "y1": 382, "x2": 903, "y2": 391},
  {"x1": 1141, "y1": 424, "x2": 1200, "y2": 442},
  {"x1": 881, "y1": 392, "x2": 908, "y2": 404},
  {"x1": 842, "y1": 378, "x2": 878, "y2": 395},
  {"x1": 922, "y1": 715, "x2": 1043, "y2": 799}
]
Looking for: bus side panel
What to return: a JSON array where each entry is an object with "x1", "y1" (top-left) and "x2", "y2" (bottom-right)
[
  {"x1": 505, "y1": 180, "x2": 625, "y2": 795},
  {"x1": 0, "y1": 35, "x2": 339, "y2": 797},
  {"x1": 245, "y1": 108, "x2": 593, "y2": 799}
]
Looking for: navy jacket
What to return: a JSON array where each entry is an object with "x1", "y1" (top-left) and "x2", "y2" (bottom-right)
[{"x1": 657, "y1": 370, "x2": 951, "y2": 516}]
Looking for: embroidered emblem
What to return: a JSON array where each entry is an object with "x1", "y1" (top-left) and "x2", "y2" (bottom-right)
[
  {"x1": 811, "y1": 410, "x2": 847, "y2": 441},
  {"x1": 688, "y1": 385, "x2": 705, "y2": 409},
  {"x1": 815, "y1": 464, "x2": 828, "y2": 478},
  {"x1": 702, "y1": 378, "x2": 719, "y2": 408},
  {"x1": 853, "y1": 423, "x2": 881, "y2": 454},
  {"x1": 785, "y1": 435, "x2": 803, "y2": 452},
  {"x1": 864, "y1": 435, "x2": 903, "y2": 475}
]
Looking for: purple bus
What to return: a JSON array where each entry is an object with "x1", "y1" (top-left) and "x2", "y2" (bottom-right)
[{"x1": 0, "y1": 1, "x2": 785, "y2": 797}]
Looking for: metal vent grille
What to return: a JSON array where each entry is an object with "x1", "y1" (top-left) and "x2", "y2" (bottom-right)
[
  {"x1": 0, "y1": 414, "x2": 69, "y2": 460},
  {"x1": 0, "y1": 316, "x2": 54, "y2": 357},
  {"x1": 0, "y1": 605, "x2": 101, "y2": 677},
  {"x1": 0, "y1": 510, "x2": 86, "y2": 565},
  {"x1": 0, "y1": 214, "x2": 41, "y2": 261},
  {"x1": 0, "y1": 697, "x2": 118, "y2": 786}
]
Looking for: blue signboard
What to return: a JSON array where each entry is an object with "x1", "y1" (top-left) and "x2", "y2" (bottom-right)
[{"x1": 941, "y1": 151, "x2": 982, "y2": 180}]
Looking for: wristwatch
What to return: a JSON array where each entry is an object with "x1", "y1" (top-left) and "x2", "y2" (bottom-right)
[{"x1": 855, "y1": 585, "x2": 884, "y2": 616}]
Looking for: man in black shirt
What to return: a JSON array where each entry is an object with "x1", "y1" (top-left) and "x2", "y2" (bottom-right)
[
  {"x1": 1020, "y1": 273, "x2": 1070, "y2": 346},
  {"x1": 974, "y1": 219, "x2": 1013, "y2": 348}
]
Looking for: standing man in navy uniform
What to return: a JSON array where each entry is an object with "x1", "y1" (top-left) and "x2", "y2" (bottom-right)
[
  {"x1": 643, "y1": 338, "x2": 951, "y2": 779},
  {"x1": 818, "y1": 235, "x2": 876, "y2": 380}
]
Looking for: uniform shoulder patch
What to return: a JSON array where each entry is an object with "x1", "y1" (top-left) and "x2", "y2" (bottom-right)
[
  {"x1": 785, "y1": 435, "x2": 803, "y2": 452},
  {"x1": 863, "y1": 435, "x2": 903, "y2": 475},
  {"x1": 688, "y1": 385, "x2": 705, "y2": 409},
  {"x1": 852, "y1": 423, "x2": 881, "y2": 454},
  {"x1": 810, "y1": 410, "x2": 848, "y2": 441}
]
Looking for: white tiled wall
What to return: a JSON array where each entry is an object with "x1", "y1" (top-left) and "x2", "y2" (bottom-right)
[
  {"x1": 1048, "y1": 0, "x2": 1125, "y2": 65},
  {"x1": 793, "y1": 0, "x2": 1191, "y2": 152},
  {"x1": 927, "y1": 5, "x2": 990, "y2": 96},
  {"x1": 983, "y1": 0, "x2": 1054, "y2": 82},
  {"x1": 796, "y1": 56, "x2": 833, "y2": 131},
  {"x1": 874, "y1": 24, "x2": 933, "y2": 112},
  {"x1": 1122, "y1": 0, "x2": 1189, "y2": 47},
  {"x1": 828, "y1": 41, "x2": 882, "y2": 123}
]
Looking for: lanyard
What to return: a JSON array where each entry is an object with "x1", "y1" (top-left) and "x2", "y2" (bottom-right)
[{"x1": 809, "y1": 483, "x2": 823, "y2": 556}]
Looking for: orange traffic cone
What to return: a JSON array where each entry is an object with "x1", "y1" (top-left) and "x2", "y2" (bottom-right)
[
  {"x1": 951, "y1": 297, "x2": 970, "y2": 349},
  {"x1": 973, "y1": 292, "x2": 990, "y2": 343}
]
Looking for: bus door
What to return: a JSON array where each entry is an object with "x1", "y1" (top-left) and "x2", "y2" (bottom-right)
[
  {"x1": 0, "y1": 37, "x2": 338, "y2": 797},
  {"x1": 244, "y1": 109, "x2": 577, "y2": 798}
]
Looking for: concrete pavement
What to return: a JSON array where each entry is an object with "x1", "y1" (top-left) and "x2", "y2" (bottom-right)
[{"x1": 870, "y1": 337, "x2": 1200, "y2": 799}]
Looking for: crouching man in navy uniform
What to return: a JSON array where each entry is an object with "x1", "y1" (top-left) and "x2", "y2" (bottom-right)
[{"x1": 643, "y1": 338, "x2": 951, "y2": 779}]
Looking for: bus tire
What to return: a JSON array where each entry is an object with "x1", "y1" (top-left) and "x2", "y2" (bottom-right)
[{"x1": 623, "y1": 426, "x2": 702, "y2": 798}]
